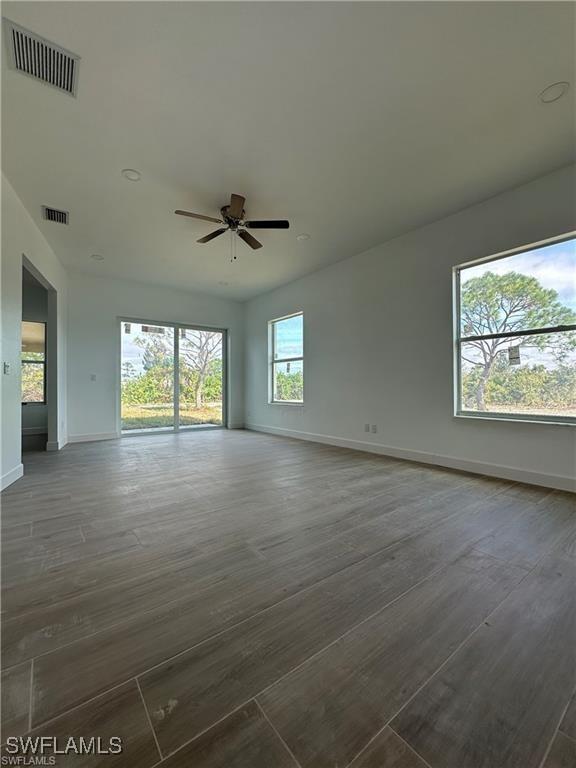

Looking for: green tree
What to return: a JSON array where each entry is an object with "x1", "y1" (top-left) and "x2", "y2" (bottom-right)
[
  {"x1": 179, "y1": 330, "x2": 222, "y2": 408},
  {"x1": 135, "y1": 331, "x2": 174, "y2": 372},
  {"x1": 460, "y1": 272, "x2": 576, "y2": 410},
  {"x1": 275, "y1": 369, "x2": 303, "y2": 401}
]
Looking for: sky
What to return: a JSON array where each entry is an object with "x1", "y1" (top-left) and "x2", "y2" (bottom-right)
[
  {"x1": 461, "y1": 238, "x2": 576, "y2": 313},
  {"x1": 274, "y1": 314, "x2": 303, "y2": 360}
]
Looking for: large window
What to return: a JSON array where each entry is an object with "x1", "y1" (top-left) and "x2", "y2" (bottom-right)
[
  {"x1": 120, "y1": 320, "x2": 225, "y2": 432},
  {"x1": 21, "y1": 321, "x2": 46, "y2": 404},
  {"x1": 269, "y1": 312, "x2": 304, "y2": 404},
  {"x1": 455, "y1": 234, "x2": 576, "y2": 423}
]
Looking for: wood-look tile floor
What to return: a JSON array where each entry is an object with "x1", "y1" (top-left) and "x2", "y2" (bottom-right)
[{"x1": 1, "y1": 430, "x2": 574, "y2": 768}]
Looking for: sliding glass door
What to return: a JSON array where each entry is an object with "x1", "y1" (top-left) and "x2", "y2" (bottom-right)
[
  {"x1": 179, "y1": 328, "x2": 224, "y2": 427},
  {"x1": 120, "y1": 320, "x2": 225, "y2": 433}
]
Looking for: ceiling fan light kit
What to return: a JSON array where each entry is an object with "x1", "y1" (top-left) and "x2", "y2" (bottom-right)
[{"x1": 175, "y1": 193, "x2": 289, "y2": 251}]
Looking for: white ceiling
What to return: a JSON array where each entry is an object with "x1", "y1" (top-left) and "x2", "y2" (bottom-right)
[{"x1": 2, "y1": 2, "x2": 574, "y2": 301}]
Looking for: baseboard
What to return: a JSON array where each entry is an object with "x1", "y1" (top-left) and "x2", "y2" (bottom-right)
[
  {"x1": 1, "y1": 463, "x2": 24, "y2": 491},
  {"x1": 22, "y1": 427, "x2": 48, "y2": 436},
  {"x1": 46, "y1": 440, "x2": 67, "y2": 451},
  {"x1": 67, "y1": 432, "x2": 120, "y2": 444},
  {"x1": 245, "y1": 423, "x2": 575, "y2": 492}
]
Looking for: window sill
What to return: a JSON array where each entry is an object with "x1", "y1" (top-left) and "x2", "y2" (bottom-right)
[
  {"x1": 268, "y1": 401, "x2": 304, "y2": 407},
  {"x1": 454, "y1": 412, "x2": 575, "y2": 427}
]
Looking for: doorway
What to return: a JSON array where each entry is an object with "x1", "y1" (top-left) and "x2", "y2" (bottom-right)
[
  {"x1": 21, "y1": 260, "x2": 59, "y2": 453},
  {"x1": 120, "y1": 319, "x2": 226, "y2": 433}
]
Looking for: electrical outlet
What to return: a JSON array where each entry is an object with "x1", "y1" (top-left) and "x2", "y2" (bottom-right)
[
  {"x1": 364, "y1": 423, "x2": 370, "y2": 432},
  {"x1": 371, "y1": 424, "x2": 377, "y2": 433},
  {"x1": 90, "y1": 374, "x2": 97, "y2": 382}
]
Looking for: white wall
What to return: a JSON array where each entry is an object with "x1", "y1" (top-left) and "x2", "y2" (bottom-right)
[
  {"x1": 245, "y1": 165, "x2": 576, "y2": 491},
  {"x1": 1, "y1": 175, "x2": 68, "y2": 489},
  {"x1": 66, "y1": 272, "x2": 245, "y2": 441}
]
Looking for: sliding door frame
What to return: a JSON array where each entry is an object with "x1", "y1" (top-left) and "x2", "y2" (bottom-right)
[{"x1": 117, "y1": 316, "x2": 228, "y2": 436}]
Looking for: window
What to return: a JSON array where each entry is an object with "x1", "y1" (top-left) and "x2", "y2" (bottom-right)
[
  {"x1": 269, "y1": 313, "x2": 304, "y2": 403},
  {"x1": 455, "y1": 234, "x2": 576, "y2": 423},
  {"x1": 21, "y1": 321, "x2": 46, "y2": 404}
]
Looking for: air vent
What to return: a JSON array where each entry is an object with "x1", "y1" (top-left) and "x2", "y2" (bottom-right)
[
  {"x1": 42, "y1": 206, "x2": 69, "y2": 225},
  {"x1": 4, "y1": 19, "x2": 79, "y2": 96}
]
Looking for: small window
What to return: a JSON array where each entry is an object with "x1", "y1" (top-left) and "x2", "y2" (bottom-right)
[
  {"x1": 21, "y1": 321, "x2": 46, "y2": 404},
  {"x1": 454, "y1": 235, "x2": 576, "y2": 423},
  {"x1": 269, "y1": 313, "x2": 304, "y2": 404}
]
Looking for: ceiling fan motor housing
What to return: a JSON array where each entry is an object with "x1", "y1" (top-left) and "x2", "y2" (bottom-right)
[{"x1": 221, "y1": 205, "x2": 245, "y2": 229}]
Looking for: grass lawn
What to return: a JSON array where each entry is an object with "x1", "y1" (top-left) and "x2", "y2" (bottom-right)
[{"x1": 121, "y1": 403, "x2": 222, "y2": 430}]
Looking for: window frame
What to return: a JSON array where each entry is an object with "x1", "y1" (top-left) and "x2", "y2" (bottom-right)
[
  {"x1": 21, "y1": 320, "x2": 47, "y2": 406},
  {"x1": 453, "y1": 232, "x2": 576, "y2": 426},
  {"x1": 268, "y1": 311, "x2": 304, "y2": 405}
]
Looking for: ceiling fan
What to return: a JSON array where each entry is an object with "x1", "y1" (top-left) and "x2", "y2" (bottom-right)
[{"x1": 175, "y1": 193, "x2": 289, "y2": 250}]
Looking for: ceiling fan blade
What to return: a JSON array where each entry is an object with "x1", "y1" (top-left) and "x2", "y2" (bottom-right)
[
  {"x1": 197, "y1": 228, "x2": 228, "y2": 244},
  {"x1": 228, "y1": 194, "x2": 245, "y2": 219},
  {"x1": 175, "y1": 210, "x2": 223, "y2": 224},
  {"x1": 245, "y1": 220, "x2": 290, "y2": 229},
  {"x1": 238, "y1": 230, "x2": 263, "y2": 250}
]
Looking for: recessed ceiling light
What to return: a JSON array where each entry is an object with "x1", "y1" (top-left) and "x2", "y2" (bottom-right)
[
  {"x1": 218, "y1": 280, "x2": 230, "y2": 286},
  {"x1": 539, "y1": 81, "x2": 570, "y2": 104},
  {"x1": 296, "y1": 233, "x2": 310, "y2": 241},
  {"x1": 121, "y1": 168, "x2": 141, "y2": 182},
  {"x1": 90, "y1": 254, "x2": 104, "y2": 261}
]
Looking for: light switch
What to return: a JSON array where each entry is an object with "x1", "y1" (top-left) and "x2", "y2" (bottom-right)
[{"x1": 3, "y1": 362, "x2": 10, "y2": 375}]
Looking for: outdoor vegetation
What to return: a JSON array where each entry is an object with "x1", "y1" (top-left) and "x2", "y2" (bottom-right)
[
  {"x1": 274, "y1": 367, "x2": 304, "y2": 401},
  {"x1": 21, "y1": 356, "x2": 45, "y2": 403},
  {"x1": 460, "y1": 270, "x2": 576, "y2": 417},
  {"x1": 121, "y1": 327, "x2": 223, "y2": 430}
]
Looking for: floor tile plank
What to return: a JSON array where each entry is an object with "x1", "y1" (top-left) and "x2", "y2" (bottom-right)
[
  {"x1": 349, "y1": 727, "x2": 430, "y2": 768},
  {"x1": 560, "y1": 693, "x2": 576, "y2": 740},
  {"x1": 257, "y1": 552, "x2": 526, "y2": 768},
  {"x1": 158, "y1": 701, "x2": 299, "y2": 768},
  {"x1": 1, "y1": 681, "x2": 159, "y2": 768},
  {"x1": 1, "y1": 661, "x2": 31, "y2": 741},
  {"x1": 542, "y1": 732, "x2": 576, "y2": 768},
  {"x1": 392, "y1": 554, "x2": 576, "y2": 768}
]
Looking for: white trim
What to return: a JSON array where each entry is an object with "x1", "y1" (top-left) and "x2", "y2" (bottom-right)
[
  {"x1": 1, "y1": 463, "x2": 24, "y2": 490},
  {"x1": 67, "y1": 432, "x2": 120, "y2": 444},
  {"x1": 454, "y1": 413, "x2": 575, "y2": 427},
  {"x1": 245, "y1": 423, "x2": 575, "y2": 493}
]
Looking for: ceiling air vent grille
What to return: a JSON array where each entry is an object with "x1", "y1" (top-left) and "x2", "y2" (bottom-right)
[
  {"x1": 4, "y1": 19, "x2": 79, "y2": 96},
  {"x1": 42, "y1": 206, "x2": 69, "y2": 225}
]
